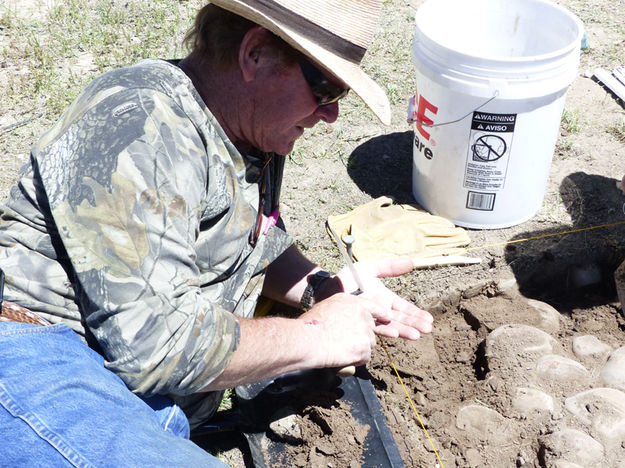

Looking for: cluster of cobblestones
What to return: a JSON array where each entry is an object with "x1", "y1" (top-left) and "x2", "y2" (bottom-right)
[{"x1": 454, "y1": 290, "x2": 625, "y2": 467}]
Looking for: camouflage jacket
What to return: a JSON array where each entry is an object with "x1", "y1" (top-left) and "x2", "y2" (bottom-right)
[{"x1": 0, "y1": 59, "x2": 293, "y2": 420}]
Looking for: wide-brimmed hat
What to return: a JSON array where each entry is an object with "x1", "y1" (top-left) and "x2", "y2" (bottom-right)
[{"x1": 209, "y1": 0, "x2": 391, "y2": 125}]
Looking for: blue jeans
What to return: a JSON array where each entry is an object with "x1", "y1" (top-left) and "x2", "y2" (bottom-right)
[{"x1": 0, "y1": 322, "x2": 228, "y2": 467}]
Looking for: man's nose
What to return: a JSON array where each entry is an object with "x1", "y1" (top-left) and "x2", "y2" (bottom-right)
[{"x1": 315, "y1": 101, "x2": 339, "y2": 123}]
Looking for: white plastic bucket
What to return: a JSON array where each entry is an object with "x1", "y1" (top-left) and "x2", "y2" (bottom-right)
[{"x1": 410, "y1": 0, "x2": 584, "y2": 229}]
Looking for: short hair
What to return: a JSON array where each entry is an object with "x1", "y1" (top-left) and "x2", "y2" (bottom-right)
[{"x1": 184, "y1": 4, "x2": 301, "y2": 69}]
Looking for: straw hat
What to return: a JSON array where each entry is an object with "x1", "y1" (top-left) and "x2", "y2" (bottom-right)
[{"x1": 209, "y1": 0, "x2": 391, "y2": 125}]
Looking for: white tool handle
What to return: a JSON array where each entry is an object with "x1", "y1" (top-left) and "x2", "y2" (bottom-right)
[{"x1": 411, "y1": 255, "x2": 481, "y2": 269}]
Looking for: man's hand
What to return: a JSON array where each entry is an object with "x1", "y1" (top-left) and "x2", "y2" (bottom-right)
[
  {"x1": 297, "y1": 293, "x2": 392, "y2": 369},
  {"x1": 334, "y1": 257, "x2": 433, "y2": 340},
  {"x1": 204, "y1": 257, "x2": 431, "y2": 391}
]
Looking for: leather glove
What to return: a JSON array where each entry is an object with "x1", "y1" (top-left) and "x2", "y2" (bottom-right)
[{"x1": 327, "y1": 196, "x2": 475, "y2": 263}]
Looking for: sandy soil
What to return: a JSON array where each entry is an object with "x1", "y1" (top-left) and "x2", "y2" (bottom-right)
[
  {"x1": 2, "y1": 0, "x2": 624, "y2": 467},
  {"x1": 192, "y1": 0, "x2": 625, "y2": 466}
]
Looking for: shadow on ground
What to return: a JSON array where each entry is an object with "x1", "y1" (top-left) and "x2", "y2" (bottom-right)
[
  {"x1": 192, "y1": 431, "x2": 253, "y2": 468},
  {"x1": 347, "y1": 131, "x2": 416, "y2": 204},
  {"x1": 504, "y1": 172, "x2": 625, "y2": 310},
  {"x1": 347, "y1": 132, "x2": 625, "y2": 311}
]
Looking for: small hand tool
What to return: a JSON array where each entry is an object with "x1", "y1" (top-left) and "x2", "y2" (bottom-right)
[
  {"x1": 342, "y1": 233, "x2": 356, "y2": 261},
  {"x1": 328, "y1": 224, "x2": 364, "y2": 294},
  {"x1": 412, "y1": 255, "x2": 481, "y2": 269},
  {"x1": 329, "y1": 225, "x2": 368, "y2": 377}
]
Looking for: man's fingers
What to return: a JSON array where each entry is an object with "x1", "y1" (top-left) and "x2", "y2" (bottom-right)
[
  {"x1": 380, "y1": 296, "x2": 434, "y2": 337},
  {"x1": 368, "y1": 303, "x2": 392, "y2": 324},
  {"x1": 373, "y1": 323, "x2": 400, "y2": 338},
  {"x1": 391, "y1": 295, "x2": 433, "y2": 321},
  {"x1": 368, "y1": 257, "x2": 415, "y2": 278},
  {"x1": 391, "y1": 309, "x2": 433, "y2": 334},
  {"x1": 375, "y1": 321, "x2": 421, "y2": 340}
]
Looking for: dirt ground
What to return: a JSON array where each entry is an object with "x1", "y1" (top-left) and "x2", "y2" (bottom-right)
[
  {"x1": 191, "y1": 0, "x2": 625, "y2": 466},
  {"x1": 1, "y1": 0, "x2": 625, "y2": 467}
]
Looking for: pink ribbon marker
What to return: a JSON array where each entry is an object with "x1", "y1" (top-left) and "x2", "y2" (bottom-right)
[{"x1": 262, "y1": 207, "x2": 280, "y2": 235}]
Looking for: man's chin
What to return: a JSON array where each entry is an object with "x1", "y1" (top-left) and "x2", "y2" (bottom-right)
[
  {"x1": 262, "y1": 129, "x2": 303, "y2": 155},
  {"x1": 272, "y1": 140, "x2": 297, "y2": 156}
]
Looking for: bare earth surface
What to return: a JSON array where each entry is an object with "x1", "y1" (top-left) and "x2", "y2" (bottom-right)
[
  {"x1": 197, "y1": 0, "x2": 625, "y2": 466},
  {"x1": 1, "y1": 0, "x2": 624, "y2": 467}
]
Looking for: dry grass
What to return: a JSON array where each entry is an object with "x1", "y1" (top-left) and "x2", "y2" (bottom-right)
[{"x1": 0, "y1": 0, "x2": 204, "y2": 188}]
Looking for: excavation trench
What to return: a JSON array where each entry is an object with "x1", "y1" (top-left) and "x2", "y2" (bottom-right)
[{"x1": 194, "y1": 254, "x2": 625, "y2": 467}]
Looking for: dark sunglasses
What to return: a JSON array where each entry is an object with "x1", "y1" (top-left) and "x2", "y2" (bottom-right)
[{"x1": 299, "y1": 59, "x2": 349, "y2": 106}]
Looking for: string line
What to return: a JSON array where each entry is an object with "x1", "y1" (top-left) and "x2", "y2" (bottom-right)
[
  {"x1": 466, "y1": 220, "x2": 625, "y2": 252},
  {"x1": 380, "y1": 338, "x2": 445, "y2": 468},
  {"x1": 380, "y1": 218, "x2": 625, "y2": 467}
]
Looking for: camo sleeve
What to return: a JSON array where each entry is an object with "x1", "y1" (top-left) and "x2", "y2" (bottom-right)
[{"x1": 32, "y1": 76, "x2": 245, "y2": 396}]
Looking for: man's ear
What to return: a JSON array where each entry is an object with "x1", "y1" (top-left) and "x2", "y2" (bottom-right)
[{"x1": 238, "y1": 26, "x2": 271, "y2": 82}]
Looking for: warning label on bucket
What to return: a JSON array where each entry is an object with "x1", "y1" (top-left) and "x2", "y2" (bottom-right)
[{"x1": 463, "y1": 111, "x2": 517, "y2": 199}]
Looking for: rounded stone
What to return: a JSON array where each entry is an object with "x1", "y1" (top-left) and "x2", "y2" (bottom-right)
[
  {"x1": 565, "y1": 387, "x2": 625, "y2": 423},
  {"x1": 552, "y1": 462, "x2": 585, "y2": 468},
  {"x1": 495, "y1": 277, "x2": 519, "y2": 296},
  {"x1": 456, "y1": 404, "x2": 508, "y2": 440},
  {"x1": 600, "y1": 346, "x2": 625, "y2": 392},
  {"x1": 485, "y1": 324, "x2": 558, "y2": 361},
  {"x1": 526, "y1": 299, "x2": 562, "y2": 333},
  {"x1": 565, "y1": 388, "x2": 625, "y2": 444},
  {"x1": 572, "y1": 335, "x2": 612, "y2": 360},
  {"x1": 540, "y1": 428, "x2": 604, "y2": 467},
  {"x1": 535, "y1": 355, "x2": 590, "y2": 384},
  {"x1": 511, "y1": 387, "x2": 555, "y2": 414},
  {"x1": 485, "y1": 325, "x2": 561, "y2": 383},
  {"x1": 269, "y1": 408, "x2": 303, "y2": 444}
]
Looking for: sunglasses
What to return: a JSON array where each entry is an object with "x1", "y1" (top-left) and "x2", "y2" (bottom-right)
[{"x1": 299, "y1": 59, "x2": 349, "y2": 106}]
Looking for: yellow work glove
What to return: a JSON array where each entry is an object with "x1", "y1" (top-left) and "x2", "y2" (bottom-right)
[{"x1": 327, "y1": 196, "x2": 471, "y2": 261}]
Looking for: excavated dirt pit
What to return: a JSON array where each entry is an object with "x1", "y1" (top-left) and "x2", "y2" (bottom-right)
[
  {"x1": 194, "y1": 256, "x2": 625, "y2": 467},
  {"x1": 370, "y1": 275, "x2": 625, "y2": 468}
]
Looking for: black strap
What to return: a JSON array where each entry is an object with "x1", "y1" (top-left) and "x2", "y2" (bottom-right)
[{"x1": 0, "y1": 268, "x2": 4, "y2": 305}]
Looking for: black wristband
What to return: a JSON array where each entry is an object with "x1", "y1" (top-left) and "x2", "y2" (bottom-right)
[{"x1": 300, "y1": 270, "x2": 333, "y2": 311}]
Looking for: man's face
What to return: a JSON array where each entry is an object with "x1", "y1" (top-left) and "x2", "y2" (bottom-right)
[{"x1": 242, "y1": 56, "x2": 345, "y2": 155}]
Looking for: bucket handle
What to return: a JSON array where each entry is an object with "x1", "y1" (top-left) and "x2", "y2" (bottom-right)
[{"x1": 407, "y1": 91, "x2": 499, "y2": 127}]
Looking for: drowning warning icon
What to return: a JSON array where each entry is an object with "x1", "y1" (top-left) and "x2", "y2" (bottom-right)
[{"x1": 471, "y1": 135, "x2": 507, "y2": 162}]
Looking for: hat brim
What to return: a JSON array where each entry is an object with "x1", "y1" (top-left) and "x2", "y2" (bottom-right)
[{"x1": 211, "y1": 0, "x2": 391, "y2": 125}]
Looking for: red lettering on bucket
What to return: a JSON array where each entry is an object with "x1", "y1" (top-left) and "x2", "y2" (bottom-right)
[{"x1": 414, "y1": 89, "x2": 438, "y2": 140}]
